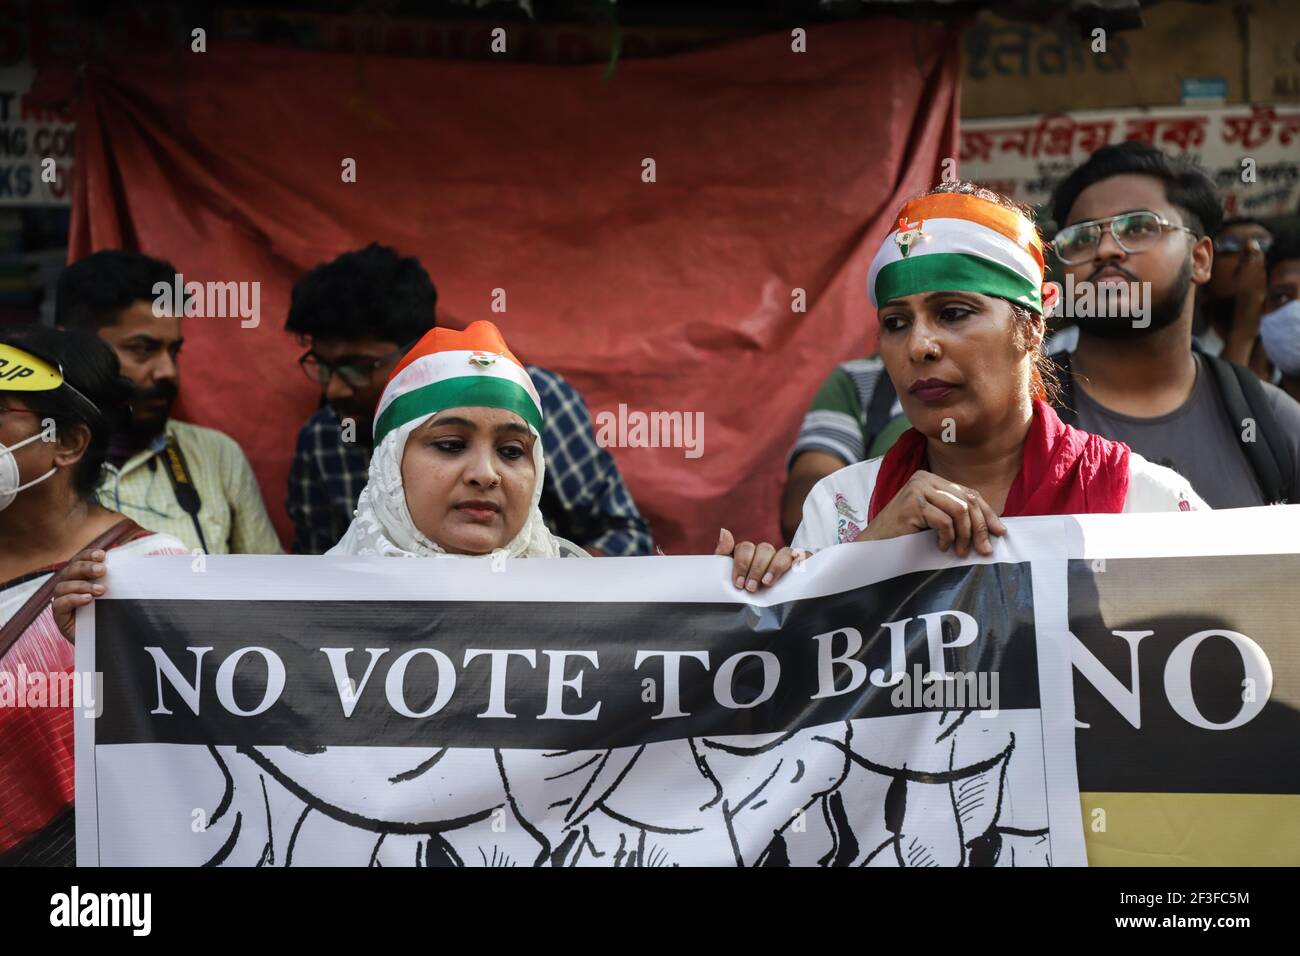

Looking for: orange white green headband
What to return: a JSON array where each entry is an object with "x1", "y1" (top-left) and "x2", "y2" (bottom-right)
[
  {"x1": 373, "y1": 320, "x2": 543, "y2": 446},
  {"x1": 868, "y1": 193, "x2": 1049, "y2": 315}
]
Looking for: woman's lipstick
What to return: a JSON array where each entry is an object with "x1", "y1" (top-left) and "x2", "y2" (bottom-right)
[
  {"x1": 908, "y1": 378, "x2": 957, "y2": 402},
  {"x1": 455, "y1": 500, "x2": 500, "y2": 522}
]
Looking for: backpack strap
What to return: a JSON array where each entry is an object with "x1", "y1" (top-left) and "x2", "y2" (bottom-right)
[
  {"x1": 863, "y1": 365, "x2": 898, "y2": 449},
  {"x1": 1202, "y1": 353, "x2": 1296, "y2": 504}
]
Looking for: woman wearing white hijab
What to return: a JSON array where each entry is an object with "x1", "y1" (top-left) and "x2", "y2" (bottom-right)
[
  {"x1": 329, "y1": 319, "x2": 798, "y2": 590},
  {"x1": 328, "y1": 320, "x2": 584, "y2": 561}
]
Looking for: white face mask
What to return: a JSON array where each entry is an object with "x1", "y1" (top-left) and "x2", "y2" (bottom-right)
[
  {"x1": 1259, "y1": 299, "x2": 1300, "y2": 378},
  {"x1": 0, "y1": 430, "x2": 57, "y2": 512}
]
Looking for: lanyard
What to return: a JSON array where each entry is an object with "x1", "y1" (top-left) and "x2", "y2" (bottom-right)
[{"x1": 160, "y1": 434, "x2": 209, "y2": 553}]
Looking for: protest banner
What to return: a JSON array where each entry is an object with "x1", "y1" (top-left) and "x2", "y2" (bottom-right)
[
  {"x1": 1067, "y1": 509, "x2": 1300, "y2": 865},
  {"x1": 74, "y1": 508, "x2": 1300, "y2": 866},
  {"x1": 75, "y1": 521, "x2": 1080, "y2": 867}
]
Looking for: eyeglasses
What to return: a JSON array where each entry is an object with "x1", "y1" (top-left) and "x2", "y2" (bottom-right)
[
  {"x1": 1213, "y1": 234, "x2": 1274, "y2": 255},
  {"x1": 1052, "y1": 211, "x2": 1199, "y2": 265},
  {"x1": 1, "y1": 392, "x2": 98, "y2": 423},
  {"x1": 299, "y1": 343, "x2": 411, "y2": 388},
  {"x1": 0, "y1": 404, "x2": 42, "y2": 418}
]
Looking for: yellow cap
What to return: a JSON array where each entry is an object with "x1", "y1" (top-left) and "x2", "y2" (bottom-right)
[{"x1": 0, "y1": 343, "x2": 64, "y2": 391}]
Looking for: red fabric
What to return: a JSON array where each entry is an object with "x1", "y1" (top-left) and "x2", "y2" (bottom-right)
[
  {"x1": 59, "y1": 24, "x2": 960, "y2": 554},
  {"x1": 0, "y1": 532, "x2": 179, "y2": 854},
  {"x1": 868, "y1": 400, "x2": 1132, "y2": 521}
]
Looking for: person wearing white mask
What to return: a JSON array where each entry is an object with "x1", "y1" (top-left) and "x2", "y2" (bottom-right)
[
  {"x1": 0, "y1": 326, "x2": 187, "y2": 866},
  {"x1": 1262, "y1": 245, "x2": 1300, "y2": 404}
]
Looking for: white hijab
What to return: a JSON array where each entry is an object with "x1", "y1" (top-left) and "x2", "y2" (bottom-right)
[{"x1": 328, "y1": 412, "x2": 585, "y2": 559}]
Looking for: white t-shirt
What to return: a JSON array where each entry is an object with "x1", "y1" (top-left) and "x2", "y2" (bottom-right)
[{"x1": 791, "y1": 452, "x2": 1209, "y2": 552}]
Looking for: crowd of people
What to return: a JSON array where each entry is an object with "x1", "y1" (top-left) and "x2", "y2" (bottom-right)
[{"x1": 2, "y1": 138, "x2": 1300, "y2": 864}]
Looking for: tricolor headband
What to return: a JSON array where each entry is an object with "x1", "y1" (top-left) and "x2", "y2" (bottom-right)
[
  {"x1": 0, "y1": 342, "x2": 102, "y2": 416},
  {"x1": 373, "y1": 320, "x2": 543, "y2": 446},
  {"x1": 868, "y1": 192, "x2": 1048, "y2": 315}
]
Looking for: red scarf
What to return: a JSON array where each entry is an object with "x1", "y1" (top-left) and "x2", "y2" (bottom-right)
[
  {"x1": 0, "y1": 529, "x2": 160, "y2": 859},
  {"x1": 867, "y1": 400, "x2": 1131, "y2": 521}
]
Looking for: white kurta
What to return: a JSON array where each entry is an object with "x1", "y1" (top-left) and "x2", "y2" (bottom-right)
[{"x1": 791, "y1": 452, "x2": 1210, "y2": 553}]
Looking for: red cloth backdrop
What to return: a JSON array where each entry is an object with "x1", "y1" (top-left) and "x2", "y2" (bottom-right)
[{"x1": 66, "y1": 22, "x2": 959, "y2": 554}]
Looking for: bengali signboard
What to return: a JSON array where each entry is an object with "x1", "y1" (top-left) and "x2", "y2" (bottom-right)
[{"x1": 960, "y1": 105, "x2": 1300, "y2": 222}]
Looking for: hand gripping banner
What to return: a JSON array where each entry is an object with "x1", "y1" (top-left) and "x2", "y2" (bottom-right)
[{"x1": 73, "y1": 508, "x2": 1300, "y2": 866}]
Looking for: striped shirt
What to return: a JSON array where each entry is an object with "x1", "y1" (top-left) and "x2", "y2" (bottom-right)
[
  {"x1": 788, "y1": 357, "x2": 908, "y2": 468},
  {"x1": 96, "y1": 419, "x2": 283, "y2": 556},
  {"x1": 0, "y1": 531, "x2": 188, "y2": 862}
]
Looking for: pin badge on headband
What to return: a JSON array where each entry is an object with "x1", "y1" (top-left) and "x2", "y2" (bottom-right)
[
  {"x1": 895, "y1": 216, "x2": 924, "y2": 258},
  {"x1": 468, "y1": 350, "x2": 501, "y2": 368}
]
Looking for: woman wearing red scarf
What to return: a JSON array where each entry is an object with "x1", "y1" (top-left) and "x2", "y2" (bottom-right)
[{"x1": 791, "y1": 183, "x2": 1207, "y2": 555}]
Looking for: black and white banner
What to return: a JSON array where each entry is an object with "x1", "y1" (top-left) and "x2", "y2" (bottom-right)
[{"x1": 75, "y1": 509, "x2": 1300, "y2": 867}]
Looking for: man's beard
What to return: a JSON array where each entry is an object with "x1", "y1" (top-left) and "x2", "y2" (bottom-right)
[
  {"x1": 1073, "y1": 255, "x2": 1193, "y2": 340},
  {"x1": 126, "y1": 381, "x2": 178, "y2": 441}
]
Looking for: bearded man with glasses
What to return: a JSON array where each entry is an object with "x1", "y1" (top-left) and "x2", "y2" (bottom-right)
[{"x1": 1046, "y1": 141, "x2": 1300, "y2": 508}]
